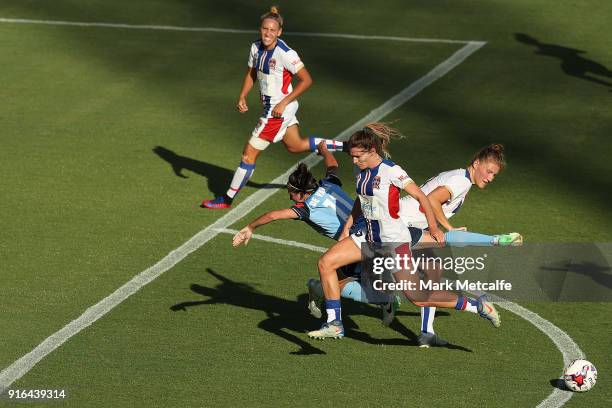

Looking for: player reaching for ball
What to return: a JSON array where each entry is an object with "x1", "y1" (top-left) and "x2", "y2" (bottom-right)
[{"x1": 201, "y1": 6, "x2": 345, "y2": 209}]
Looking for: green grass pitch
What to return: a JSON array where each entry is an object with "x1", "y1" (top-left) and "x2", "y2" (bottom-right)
[{"x1": 1, "y1": 1, "x2": 611, "y2": 407}]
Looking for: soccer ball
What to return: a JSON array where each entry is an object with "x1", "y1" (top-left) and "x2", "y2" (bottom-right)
[{"x1": 563, "y1": 359, "x2": 597, "y2": 392}]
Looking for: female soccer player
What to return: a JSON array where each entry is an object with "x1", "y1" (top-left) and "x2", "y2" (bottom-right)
[
  {"x1": 232, "y1": 141, "x2": 352, "y2": 245},
  {"x1": 399, "y1": 144, "x2": 519, "y2": 346},
  {"x1": 201, "y1": 6, "x2": 345, "y2": 209},
  {"x1": 307, "y1": 124, "x2": 502, "y2": 339}
]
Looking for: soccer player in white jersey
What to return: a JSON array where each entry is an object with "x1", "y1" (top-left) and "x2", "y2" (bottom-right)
[
  {"x1": 398, "y1": 144, "x2": 521, "y2": 346},
  {"x1": 307, "y1": 124, "x2": 502, "y2": 339},
  {"x1": 201, "y1": 6, "x2": 345, "y2": 209}
]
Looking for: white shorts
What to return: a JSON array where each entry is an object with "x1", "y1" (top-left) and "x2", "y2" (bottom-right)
[
  {"x1": 248, "y1": 100, "x2": 299, "y2": 151},
  {"x1": 350, "y1": 226, "x2": 414, "y2": 248}
]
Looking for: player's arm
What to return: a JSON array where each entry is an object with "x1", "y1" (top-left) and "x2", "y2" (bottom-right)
[
  {"x1": 427, "y1": 186, "x2": 465, "y2": 231},
  {"x1": 317, "y1": 141, "x2": 339, "y2": 176},
  {"x1": 404, "y1": 182, "x2": 445, "y2": 243},
  {"x1": 237, "y1": 67, "x2": 257, "y2": 113},
  {"x1": 339, "y1": 199, "x2": 362, "y2": 240},
  {"x1": 271, "y1": 67, "x2": 312, "y2": 118},
  {"x1": 233, "y1": 209, "x2": 298, "y2": 247}
]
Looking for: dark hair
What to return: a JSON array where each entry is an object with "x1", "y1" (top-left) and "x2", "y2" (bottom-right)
[
  {"x1": 470, "y1": 143, "x2": 506, "y2": 170},
  {"x1": 260, "y1": 5, "x2": 283, "y2": 28},
  {"x1": 287, "y1": 163, "x2": 317, "y2": 193},
  {"x1": 347, "y1": 123, "x2": 404, "y2": 158}
]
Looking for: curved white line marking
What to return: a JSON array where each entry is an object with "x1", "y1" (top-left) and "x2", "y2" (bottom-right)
[{"x1": 218, "y1": 229, "x2": 584, "y2": 407}]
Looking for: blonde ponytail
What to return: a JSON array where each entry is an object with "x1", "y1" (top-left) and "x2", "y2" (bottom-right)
[{"x1": 348, "y1": 123, "x2": 404, "y2": 158}]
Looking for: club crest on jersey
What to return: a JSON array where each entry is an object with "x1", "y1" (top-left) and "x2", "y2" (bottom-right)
[
  {"x1": 372, "y1": 176, "x2": 381, "y2": 189},
  {"x1": 269, "y1": 58, "x2": 277, "y2": 70}
]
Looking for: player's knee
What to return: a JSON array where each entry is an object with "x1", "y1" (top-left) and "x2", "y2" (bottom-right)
[
  {"x1": 317, "y1": 256, "x2": 335, "y2": 275},
  {"x1": 241, "y1": 153, "x2": 256, "y2": 164}
]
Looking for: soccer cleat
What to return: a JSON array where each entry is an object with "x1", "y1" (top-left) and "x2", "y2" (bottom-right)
[
  {"x1": 494, "y1": 232, "x2": 523, "y2": 247},
  {"x1": 307, "y1": 279, "x2": 323, "y2": 319},
  {"x1": 201, "y1": 195, "x2": 232, "y2": 209},
  {"x1": 307, "y1": 320, "x2": 344, "y2": 339},
  {"x1": 381, "y1": 294, "x2": 401, "y2": 326},
  {"x1": 477, "y1": 296, "x2": 501, "y2": 327},
  {"x1": 417, "y1": 332, "x2": 449, "y2": 348}
]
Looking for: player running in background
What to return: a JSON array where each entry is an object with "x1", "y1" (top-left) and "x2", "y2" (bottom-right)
[
  {"x1": 201, "y1": 6, "x2": 345, "y2": 209},
  {"x1": 307, "y1": 124, "x2": 502, "y2": 340}
]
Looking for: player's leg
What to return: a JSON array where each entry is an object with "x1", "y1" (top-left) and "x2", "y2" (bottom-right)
[
  {"x1": 410, "y1": 245, "x2": 446, "y2": 346},
  {"x1": 201, "y1": 142, "x2": 262, "y2": 209},
  {"x1": 201, "y1": 117, "x2": 272, "y2": 208},
  {"x1": 410, "y1": 292, "x2": 500, "y2": 328},
  {"x1": 413, "y1": 230, "x2": 523, "y2": 249},
  {"x1": 307, "y1": 237, "x2": 362, "y2": 339},
  {"x1": 308, "y1": 275, "x2": 400, "y2": 326},
  {"x1": 307, "y1": 276, "x2": 355, "y2": 319},
  {"x1": 394, "y1": 265, "x2": 501, "y2": 328},
  {"x1": 281, "y1": 121, "x2": 346, "y2": 153}
]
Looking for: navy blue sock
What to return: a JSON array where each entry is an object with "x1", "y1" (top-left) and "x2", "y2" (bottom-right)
[{"x1": 324, "y1": 299, "x2": 342, "y2": 323}]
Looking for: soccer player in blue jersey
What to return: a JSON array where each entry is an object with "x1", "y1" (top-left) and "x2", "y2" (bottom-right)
[
  {"x1": 232, "y1": 142, "x2": 352, "y2": 245},
  {"x1": 201, "y1": 6, "x2": 345, "y2": 210}
]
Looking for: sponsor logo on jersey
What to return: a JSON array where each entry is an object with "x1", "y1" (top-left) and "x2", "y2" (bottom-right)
[{"x1": 269, "y1": 58, "x2": 277, "y2": 70}]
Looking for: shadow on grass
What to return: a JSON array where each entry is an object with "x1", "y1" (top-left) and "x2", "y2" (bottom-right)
[
  {"x1": 549, "y1": 378, "x2": 569, "y2": 391},
  {"x1": 153, "y1": 146, "x2": 285, "y2": 196},
  {"x1": 170, "y1": 268, "x2": 471, "y2": 354},
  {"x1": 515, "y1": 33, "x2": 612, "y2": 90}
]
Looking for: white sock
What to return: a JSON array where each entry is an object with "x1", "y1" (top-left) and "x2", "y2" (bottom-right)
[
  {"x1": 226, "y1": 161, "x2": 255, "y2": 199},
  {"x1": 421, "y1": 306, "x2": 436, "y2": 333}
]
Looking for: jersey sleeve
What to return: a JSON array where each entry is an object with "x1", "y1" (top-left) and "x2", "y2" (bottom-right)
[
  {"x1": 443, "y1": 175, "x2": 472, "y2": 201},
  {"x1": 290, "y1": 203, "x2": 310, "y2": 220},
  {"x1": 389, "y1": 165, "x2": 414, "y2": 189},
  {"x1": 247, "y1": 43, "x2": 258, "y2": 68},
  {"x1": 282, "y1": 49, "x2": 304, "y2": 74}
]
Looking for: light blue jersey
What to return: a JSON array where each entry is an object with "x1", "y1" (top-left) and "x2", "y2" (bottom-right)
[{"x1": 291, "y1": 174, "x2": 354, "y2": 240}]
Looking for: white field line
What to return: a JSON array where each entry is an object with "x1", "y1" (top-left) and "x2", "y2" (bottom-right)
[
  {"x1": 0, "y1": 40, "x2": 484, "y2": 393},
  {"x1": 215, "y1": 229, "x2": 583, "y2": 408},
  {"x1": 0, "y1": 17, "x2": 478, "y2": 44}
]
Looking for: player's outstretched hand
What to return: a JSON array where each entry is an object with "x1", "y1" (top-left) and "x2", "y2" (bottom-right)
[
  {"x1": 317, "y1": 140, "x2": 330, "y2": 156},
  {"x1": 233, "y1": 226, "x2": 253, "y2": 247},
  {"x1": 237, "y1": 97, "x2": 249, "y2": 113},
  {"x1": 430, "y1": 228, "x2": 446, "y2": 245}
]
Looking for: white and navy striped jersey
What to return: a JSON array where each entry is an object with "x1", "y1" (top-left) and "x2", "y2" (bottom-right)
[
  {"x1": 291, "y1": 174, "x2": 354, "y2": 240},
  {"x1": 356, "y1": 160, "x2": 414, "y2": 243},
  {"x1": 248, "y1": 39, "x2": 304, "y2": 114},
  {"x1": 399, "y1": 168, "x2": 473, "y2": 229}
]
